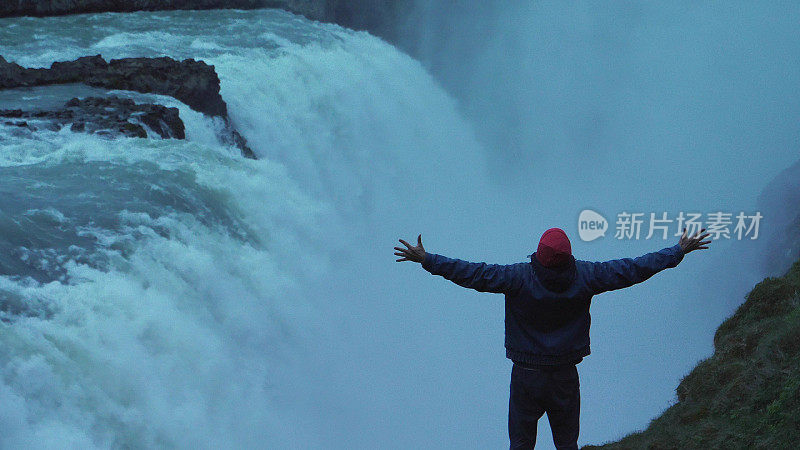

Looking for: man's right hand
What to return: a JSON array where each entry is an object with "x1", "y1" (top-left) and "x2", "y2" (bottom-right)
[
  {"x1": 394, "y1": 234, "x2": 426, "y2": 263},
  {"x1": 679, "y1": 228, "x2": 712, "y2": 254}
]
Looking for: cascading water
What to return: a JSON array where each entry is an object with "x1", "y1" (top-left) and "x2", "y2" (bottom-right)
[
  {"x1": 4, "y1": 4, "x2": 798, "y2": 449},
  {"x1": 0, "y1": 9, "x2": 506, "y2": 449},
  {"x1": 400, "y1": 2, "x2": 800, "y2": 447}
]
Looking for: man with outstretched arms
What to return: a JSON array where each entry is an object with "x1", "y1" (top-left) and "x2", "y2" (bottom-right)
[{"x1": 394, "y1": 227, "x2": 711, "y2": 450}]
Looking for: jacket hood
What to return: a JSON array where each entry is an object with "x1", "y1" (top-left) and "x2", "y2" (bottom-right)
[{"x1": 530, "y1": 252, "x2": 577, "y2": 293}]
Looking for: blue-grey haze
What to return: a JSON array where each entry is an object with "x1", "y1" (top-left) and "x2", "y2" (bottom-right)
[{"x1": 0, "y1": 3, "x2": 798, "y2": 449}]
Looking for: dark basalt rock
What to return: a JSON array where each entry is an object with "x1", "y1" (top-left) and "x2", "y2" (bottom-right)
[
  {"x1": 227, "y1": 128, "x2": 257, "y2": 160},
  {"x1": 87, "y1": 57, "x2": 227, "y2": 117},
  {"x1": 0, "y1": 1, "x2": 330, "y2": 22},
  {"x1": 1, "y1": 55, "x2": 109, "y2": 88},
  {"x1": 0, "y1": 56, "x2": 27, "y2": 87},
  {"x1": 0, "y1": 55, "x2": 256, "y2": 158},
  {"x1": 0, "y1": 96, "x2": 185, "y2": 140},
  {"x1": 1, "y1": 55, "x2": 224, "y2": 117}
]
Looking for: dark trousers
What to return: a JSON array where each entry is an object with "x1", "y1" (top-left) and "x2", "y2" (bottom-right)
[{"x1": 508, "y1": 363, "x2": 580, "y2": 450}]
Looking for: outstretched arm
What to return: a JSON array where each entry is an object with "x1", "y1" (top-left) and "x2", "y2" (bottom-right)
[
  {"x1": 587, "y1": 228, "x2": 711, "y2": 294},
  {"x1": 394, "y1": 235, "x2": 522, "y2": 294}
]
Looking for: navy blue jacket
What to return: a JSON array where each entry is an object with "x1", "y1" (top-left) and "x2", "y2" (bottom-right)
[{"x1": 422, "y1": 244, "x2": 685, "y2": 366}]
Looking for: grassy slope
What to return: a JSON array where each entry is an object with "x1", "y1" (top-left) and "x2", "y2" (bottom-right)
[{"x1": 584, "y1": 259, "x2": 800, "y2": 450}]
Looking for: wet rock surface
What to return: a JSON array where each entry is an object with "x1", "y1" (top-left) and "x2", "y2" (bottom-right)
[
  {"x1": 0, "y1": 96, "x2": 185, "y2": 140},
  {"x1": 0, "y1": 1, "x2": 331, "y2": 22},
  {"x1": 0, "y1": 55, "x2": 256, "y2": 158},
  {"x1": 1, "y1": 55, "x2": 226, "y2": 117}
]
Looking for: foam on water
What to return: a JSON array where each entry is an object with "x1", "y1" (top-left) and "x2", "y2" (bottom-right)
[{"x1": 0, "y1": 9, "x2": 495, "y2": 449}]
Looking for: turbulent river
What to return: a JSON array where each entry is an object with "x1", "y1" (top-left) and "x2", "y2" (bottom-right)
[
  {"x1": 2, "y1": 4, "x2": 799, "y2": 449},
  {"x1": 0, "y1": 9, "x2": 503, "y2": 448}
]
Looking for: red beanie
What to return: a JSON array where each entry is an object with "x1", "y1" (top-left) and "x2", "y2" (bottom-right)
[{"x1": 536, "y1": 228, "x2": 572, "y2": 267}]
